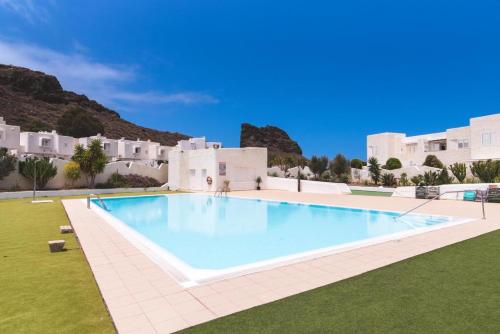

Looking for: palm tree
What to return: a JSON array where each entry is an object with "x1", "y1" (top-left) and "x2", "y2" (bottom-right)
[
  {"x1": 368, "y1": 157, "x2": 381, "y2": 185},
  {"x1": 72, "y1": 139, "x2": 107, "y2": 188}
]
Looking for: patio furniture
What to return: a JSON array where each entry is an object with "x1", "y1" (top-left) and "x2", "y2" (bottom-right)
[{"x1": 463, "y1": 191, "x2": 477, "y2": 201}]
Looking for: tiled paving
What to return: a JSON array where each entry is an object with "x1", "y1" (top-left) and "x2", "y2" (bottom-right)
[{"x1": 62, "y1": 191, "x2": 500, "y2": 333}]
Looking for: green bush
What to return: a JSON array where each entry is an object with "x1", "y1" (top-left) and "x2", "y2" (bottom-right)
[
  {"x1": 423, "y1": 171, "x2": 439, "y2": 186},
  {"x1": 411, "y1": 175, "x2": 424, "y2": 185},
  {"x1": 437, "y1": 168, "x2": 454, "y2": 185},
  {"x1": 19, "y1": 157, "x2": 57, "y2": 189},
  {"x1": 0, "y1": 147, "x2": 17, "y2": 180},
  {"x1": 350, "y1": 158, "x2": 364, "y2": 169},
  {"x1": 381, "y1": 173, "x2": 397, "y2": 187},
  {"x1": 98, "y1": 173, "x2": 162, "y2": 189},
  {"x1": 470, "y1": 160, "x2": 500, "y2": 183},
  {"x1": 63, "y1": 161, "x2": 81, "y2": 187},
  {"x1": 385, "y1": 157, "x2": 402, "y2": 170},
  {"x1": 449, "y1": 162, "x2": 467, "y2": 183},
  {"x1": 423, "y1": 155, "x2": 444, "y2": 169},
  {"x1": 399, "y1": 173, "x2": 410, "y2": 186}
]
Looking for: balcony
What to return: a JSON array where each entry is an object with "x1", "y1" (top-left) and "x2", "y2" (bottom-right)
[{"x1": 424, "y1": 139, "x2": 447, "y2": 152}]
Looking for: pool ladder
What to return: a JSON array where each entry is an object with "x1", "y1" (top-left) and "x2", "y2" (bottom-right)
[
  {"x1": 87, "y1": 194, "x2": 110, "y2": 211},
  {"x1": 395, "y1": 190, "x2": 486, "y2": 221}
]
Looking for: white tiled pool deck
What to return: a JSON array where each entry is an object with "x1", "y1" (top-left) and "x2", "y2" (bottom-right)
[{"x1": 62, "y1": 190, "x2": 500, "y2": 333}]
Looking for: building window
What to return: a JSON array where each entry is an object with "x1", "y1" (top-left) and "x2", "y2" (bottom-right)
[
  {"x1": 0, "y1": 130, "x2": 4, "y2": 140},
  {"x1": 482, "y1": 133, "x2": 493, "y2": 146},
  {"x1": 103, "y1": 143, "x2": 110, "y2": 151},
  {"x1": 41, "y1": 138, "x2": 51, "y2": 147},
  {"x1": 458, "y1": 139, "x2": 469, "y2": 149},
  {"x1": 134, "y1": 147, "x2": 141, "y2": 154}
]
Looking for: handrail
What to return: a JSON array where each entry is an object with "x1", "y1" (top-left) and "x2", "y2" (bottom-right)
[
  {"x1": 395, "y1": 189, "x2": 486, "y2": 220},
  {"x1": 87, "y1": 193, "x2": 110, "y2": 211}
]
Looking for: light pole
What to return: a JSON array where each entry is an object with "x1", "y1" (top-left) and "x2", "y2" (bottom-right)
[{"x1": 32, "y1": 158, "x2": 39, "y2": 202}]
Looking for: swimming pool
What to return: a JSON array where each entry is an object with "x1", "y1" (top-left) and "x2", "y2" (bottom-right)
[{"x1": 91, "y1": 194, "x2": 471, "y2": 285}]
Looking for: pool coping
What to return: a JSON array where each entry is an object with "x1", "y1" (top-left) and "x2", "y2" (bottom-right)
[
  {"x1": 62, "y1": 191, "x2": 500, "y2": 333},
  {"x1": 87, "y1": 193, "x2": 476, "y2": 287}
]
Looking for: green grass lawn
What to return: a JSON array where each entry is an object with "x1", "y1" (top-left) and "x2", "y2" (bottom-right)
[
  {"x1": 181, "y1": 230, "x2": 500, "y2": 333},
  {"x1": 350, "y1": 189, "x2": 393, "y2": 197},
  {"x1": 0, "y1": 191, "x2": 172, "y2": 334},
  {"x1": 2, "y1": 191, "x2": 500, "y2": 333}
]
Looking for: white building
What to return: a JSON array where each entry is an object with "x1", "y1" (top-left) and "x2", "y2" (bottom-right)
[
  {"x1": 19, "y1": 130, "x2": 75, "y2": 159},
  {"x1": 168, "y1": 146, "x2": 267, "y2": 192},
  {"x1": 176, "y1": 137, "x2": 222, "y2": 151},
  {"x1": 78, "y1": 134, "x2": 119, "y2": 160},
  {"x1": 367, "y1": 113, "x2": 500, "y2": 167},
  {"x1": 0, "y1": 117, "x2": 20, "y2": 153}
]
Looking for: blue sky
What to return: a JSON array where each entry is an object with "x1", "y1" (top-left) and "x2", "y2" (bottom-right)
[{"x1": 1, "y1": 0, "x2": 499, "y2": 159}]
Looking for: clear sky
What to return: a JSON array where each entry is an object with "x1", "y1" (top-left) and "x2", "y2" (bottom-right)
[{"x1": 1, "y1": 1, "x2": 499, "y2": 159}]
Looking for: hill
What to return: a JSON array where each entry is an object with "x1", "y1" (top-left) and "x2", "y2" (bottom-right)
[
  {"x1": 240, "y1": 123, "x2": 303, "y2": 158},
  {"x1": 0, "y1": 64, "x2": 189, "y2": 145}
]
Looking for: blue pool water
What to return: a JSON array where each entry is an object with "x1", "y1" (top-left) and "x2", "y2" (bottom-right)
[{"x1": 93, "y1": 194, "x2": 456, "y2": 270}]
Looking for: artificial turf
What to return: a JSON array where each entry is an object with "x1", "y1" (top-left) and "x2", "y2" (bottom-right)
[
  {"x1": 181, "y1": 230, "x2": 500, "y2": 333},
  {"x1": 350, "y1": 189, "x2": 393, "y2": 197},
  {"x1": 0, "y1": 192, "x2": 171, "y2": 333}
]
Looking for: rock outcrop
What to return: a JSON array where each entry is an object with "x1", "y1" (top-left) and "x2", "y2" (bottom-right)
[{"x1": 240, "y1": 123, "x2": 302, "y2": 156}]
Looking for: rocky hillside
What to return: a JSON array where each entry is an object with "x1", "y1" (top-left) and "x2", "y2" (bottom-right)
[
  {"x1": 0, "y1": 64, "x2": 189, "y2": 145},
  {"x1": 240, "y1": 123, "x2": 302, "y2": 156}
]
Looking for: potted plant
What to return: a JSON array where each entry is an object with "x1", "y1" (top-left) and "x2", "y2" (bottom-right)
[{"x1": 255, "y1": 176, "x2": 262, "y2": 190}]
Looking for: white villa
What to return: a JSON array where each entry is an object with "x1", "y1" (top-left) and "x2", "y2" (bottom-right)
[
  {"x1": 0, "y1": 117, "x2": 20, "y2": 153},
  {"x1": 367, "y1": 113, "x2": 500, "y2": 167},
  {"x1": 19, "y1": 130, "x2": 75, "y2": 159},
  {"x1": 79, "y1": 134, "x2": 119, "y2": 159},
  {"x1": 168, "y1": 146, "x2": 267, "y2": 192}
]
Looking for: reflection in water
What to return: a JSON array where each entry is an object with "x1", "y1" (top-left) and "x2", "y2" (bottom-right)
[{"x1": 96, "y1": 195, "x2": 454, "y2": 270}]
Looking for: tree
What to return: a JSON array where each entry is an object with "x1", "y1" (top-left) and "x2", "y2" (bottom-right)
[
  {"x1": 449, "y1": 162, "x2": 467, "y2": 183},
  {"x1": 64, "y1": 161, "x2": 81, "y2": 187},
  {"x1": 350, "y1": 158, "x2": 364, "y2": 169},
  {"x1": 470, "y1": 160, "x2": 500, "y2": 183},
  {"x1": 57, "y1": 108, "x2": 105, "y2": 138},
  {"x1": 437, "y1": 168, "x2": 454, "y2": 185},
  {"x1": 330, "y1": 154, "x2": 351, "y2": 179},
  {"x1": 0, "y1": 147, "x2": 17, "y2": 180},
  {"x1": 308, "y1": 155, "x2": 328, "y2": 179},
  {"x1": 423, "y1": 155, "x2": 444, "y2": 169},
  {"x1": 72, "y1": 139, "x2": 107, "y2": 188},
  {"x1": 19, "y1": 157, "x2": 57, "y2": 189},
  {"x1": 381, "y1": 173, "x2": 397, "y2": 187},
  {"x1": 368, "y1": 157, "x2": 381, "y2": 185},
  {"x1": 385, "y1": 157, "x2": 402, "y2": 170}
]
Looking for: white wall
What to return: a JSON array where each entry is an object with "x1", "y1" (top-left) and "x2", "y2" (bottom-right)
[
  {"x1": 392, "y1": 183, "x2": 500, "y2": 200},
  {"x1": 265, "y1": 176, "x2": 351, "y2": 195},
  {"x1": 168, "y1": 147, "x2": 267, "y2": 192},
  {"x1": 0, "y1": 117, "x2": 20, "y2": 151},
  {"x1": 0, "y1": 158, "x2": 168, "y2": 190}
]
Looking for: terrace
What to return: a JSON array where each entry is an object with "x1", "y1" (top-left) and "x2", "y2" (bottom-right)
[{"x1": 2, "y1": 190, "x2": 500, "y2": 333}]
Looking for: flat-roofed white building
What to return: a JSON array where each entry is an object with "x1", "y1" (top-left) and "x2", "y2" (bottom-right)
[
  {"x1": 78, "y1": 134, "x2": 119, "y2": 160},
  {"x1": 367, "y1": 113, "x2": 500, "y2": 167},
  {"x1": 176, "y1": 137, "x2": 222, "y2": 151},
  {"x1": 19, "y1": 130, "x2": 75, "y2": 159},
  {"x1": 168, "y1": 147, "x2": 267, "y2": 192},
  {"x1": 0, "y1": 117, "x2": 20, "y2": 153}
]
